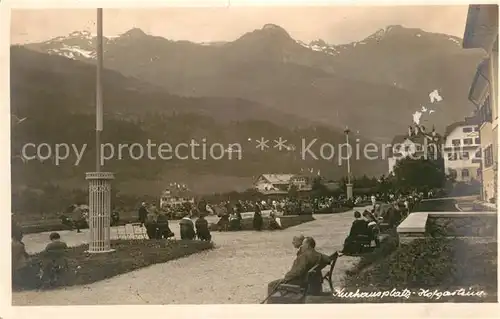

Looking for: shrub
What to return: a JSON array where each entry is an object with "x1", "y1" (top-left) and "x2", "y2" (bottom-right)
[{"x1": 342, "y1": 238, "x2": 497, "y2": 302}]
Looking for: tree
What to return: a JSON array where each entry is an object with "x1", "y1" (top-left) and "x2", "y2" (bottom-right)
[
  {"x1": 311, "y1": 177, "x2": 329, "y2": 197},
  {"x1": 288, "y1": 184, "x2": 299, "y2": 199},
  {"x1": 392, "y1": 157, "x2": 446, "y2": 191}
]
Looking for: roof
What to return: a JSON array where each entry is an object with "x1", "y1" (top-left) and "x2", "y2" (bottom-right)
[
  {"x1": 463, "y1": 5, "x2": 498, "y2": 50},
  {"x1": 260, "y1": 174, "x2": 295, "y2": 184},
  {"x1": 391, "y1": 134, "x2": 410, "y2": 145},
  {"x1": 443, "y1": 117, "x2": 480, "y2": 138}
]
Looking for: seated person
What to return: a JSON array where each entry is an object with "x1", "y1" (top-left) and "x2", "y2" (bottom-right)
[
  {"x1": 144, "y1": 210, "x2": 158, "y2": 239},
  {"x1": 156, "y1": 212, "x2": 175, "y2": 239},
  {"x1": 292, "y1": 235, "x2": 305, "y2": 255},
  {"x1": 341, "y1": 211, "x2": 370, "y2": 255},
  {"x1": 12, "y1": 232, "x2": 41, "y2": 289},
  {"x1": 42, "y1": 232, "x2": 69, "y2": 285},
  {"x1": 269, "y1": 211, "x2": 282, "y2": 230},
  {"x1": 195, "y1": 214, "x2": 212, "y2": 241},
  {"x1": 179, "y1": 214, "x2": 196, "y2": 240},
  {"x1": 362, "y1": 210, "x2": 380, "y2": 248},
  {"x1": 216, "y1": 211, "x2": 230, "y2": 232},
  {"x1": 267, "y1": 237, "x2": 331, "y2": 298},
  {"x1": 229, "y1": 212, "x2": 241, "y2": 231},
  {"x1": 45, "y1": 232, "x2": 68, "y2": 252}
]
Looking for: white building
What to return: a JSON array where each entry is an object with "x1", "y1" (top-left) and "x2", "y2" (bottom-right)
[
  {"x1": 388, "y1": 125, "x2": 442, "y2": 174},
  {"x1": 254, "y1": 173, "x2": 313, "y2": 193},
  {"x1": 159, "y1": 189, "x2": 194, "y2": 208},
  {"x1": 442, "y1": 118, "x2": 481, "y2": 182}
]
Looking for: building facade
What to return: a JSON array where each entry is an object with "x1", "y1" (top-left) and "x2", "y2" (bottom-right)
[
  {"x1": 388, "y1": 124, "x2": 443, "y2": 174},
  {"x1": 443, "y1": 119, "x2": 481, "y2": 182},
  {"x1": 159, "y1": 188, "x2": 194, "y2": 208},
  {"x1": 463, "y1": 4, "x2": 498, "y2": 203},
  {"x1": 254, "y1": 174, "x2": 313, "y2": 193}
]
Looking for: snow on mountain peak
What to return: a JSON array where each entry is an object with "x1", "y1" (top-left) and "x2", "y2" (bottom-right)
[
  {"x1": 48, "y1": 43, "x2": 96, "y2": 60},
  {"x1": 296, "y1": 38, "x2": 339, "y2": 56}
]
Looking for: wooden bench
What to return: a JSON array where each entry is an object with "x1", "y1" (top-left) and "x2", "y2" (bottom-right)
[{"x1": 264, "y1": 252, "x2": 340, "y2": 304}]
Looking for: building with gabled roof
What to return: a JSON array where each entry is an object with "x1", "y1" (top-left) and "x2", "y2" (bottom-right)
[
  {"x1": 443, "y1": 116, "x2": 481, "y2": 182},
  {"x1": 387, "y1": 124, "x2": 443, "y2": 174}
]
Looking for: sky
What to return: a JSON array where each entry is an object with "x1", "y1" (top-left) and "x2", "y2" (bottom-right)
[{"x1": 10, "y1": 6, "x2": 470, "y2": 45}]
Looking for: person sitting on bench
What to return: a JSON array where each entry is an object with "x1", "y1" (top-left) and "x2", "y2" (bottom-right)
[
  {"x1": 341, "y1": 211, "x2": 370, "y2": 254},
  {"x1": 179, "y1": 214, "x2": 196, "y2": 240},
  {"x1": 362, "y1": 210, "x2": 380, "y2": 248},
  {"x1": 267, "y1": 237, "x2": 331, "y2": 297},
  {"x1": 229, "y1": 212, "x2": 241, "y2": 231},
  {"x1": 144, "y1": 209, "x2": 158, "y2": 239},
  {"x1": 156, "y1": 211, "x2": 175, "y2": 239},
  {"x1": 195, "y1": 214, "x2": 212, "y2": 241},
  {"x1": 42, "y1": 232, "x2": 68, "y2": 286},
  {"x1": 292, "y1": 235, "x2": 305, "y2": 255}
]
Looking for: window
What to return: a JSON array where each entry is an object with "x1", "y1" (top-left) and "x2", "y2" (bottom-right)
[
  {"x1": 462, "y1": 127, "x2": 473, "y2": 133},
  {"x1": 452, "y1": 139, "x2": 461, "y2": 146},
  {"x1": 475, "y1": 137, "x2": 480, "y2": 145},
  {"x1": 479, "y1": 95, "x2": 492, "y2": 124},
  {"x1": 462, "y1": 169, "x2": 470, "y2": 178},
  {"x1": 484, "y1": 145, "x2": 494, "y2": 168},
  {"x1": 449, "y1": 169, "x2": 457, "y2": 178},
  {"x1": 447, "y1": 152, "x2": 458, "y2": 161},
  {"x1": 474, "y1": 126, "x2": 480, "y2": 132},
  {"x1": 462, "y1": 152, "x2": 470, "y2": 160},
  {"x1": 475, "y1": 149, "x2": 482, "y2": 158},
  {"x1": 463, "y1": 138, "x2": 473, "y2": 145},
  {"x1": 477, "y1": 168, "x2": 482, "y2": 177}
]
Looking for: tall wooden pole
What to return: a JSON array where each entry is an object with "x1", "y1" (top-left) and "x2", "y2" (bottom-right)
[
  {"x1": 344, "y1": 127, "x2": 353, "y2": 200},
  {"x1": 86, "y1": 8, "x2": 114, "y2": 253},
  {"x1": 96, "y1": 8, "x2": 103, "y2": 172}
]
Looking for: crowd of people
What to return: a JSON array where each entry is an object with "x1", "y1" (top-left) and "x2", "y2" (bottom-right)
[
  {"x1": 138, "y1": 202, "x2": 212, "y2": 241},
  {"x1": 264, "y1": 191, "x2": 423, "y2": 302},
  {"x1": 13, "y1": 184, "x2": 427, "y2": 291}
]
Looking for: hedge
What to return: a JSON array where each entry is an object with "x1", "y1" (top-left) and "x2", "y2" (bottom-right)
[{"x1": 338, "y1": 237, "x2": 497, "y2": 303}]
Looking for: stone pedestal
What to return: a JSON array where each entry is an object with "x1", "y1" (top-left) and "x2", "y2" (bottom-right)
[
  {"x1": 86, "y1": 172, "x2": 115, "y2": 253},
  {"x1": 346, "y1": 183, "x2": 353, "y2": 200}
]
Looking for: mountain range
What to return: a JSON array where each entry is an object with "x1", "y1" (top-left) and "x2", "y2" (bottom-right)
[
  {"x1": 11, "y1": 46, "x2": 385, "y2": 195},
  {"x1": 24, "y1": 24, "x2": 485, "y2": 142},
  {"x1": 11, "y1": 23, "x2": 485, "y2": 194}
]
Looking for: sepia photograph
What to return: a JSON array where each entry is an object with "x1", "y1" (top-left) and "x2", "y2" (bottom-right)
[{"x1": 6, "y1": 2, "x2": 499, "y2": 308}]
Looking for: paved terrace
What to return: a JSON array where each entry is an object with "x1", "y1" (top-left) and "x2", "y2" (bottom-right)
[{"x1": 13, "y1": 207, "x2": 371, "y2": 305}]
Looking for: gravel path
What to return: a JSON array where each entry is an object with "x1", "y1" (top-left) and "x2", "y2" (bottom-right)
[{"x1": 13, "y1": 208, "x2": 368, "y2": 305}]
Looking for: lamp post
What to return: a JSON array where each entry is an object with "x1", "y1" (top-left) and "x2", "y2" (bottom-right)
[
  {"x1": 344, "y1": 127, "x2": 353, "y2": 200},
  {"x1": 86, "y1": 8, "x2": 114, "y2": 253}
]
